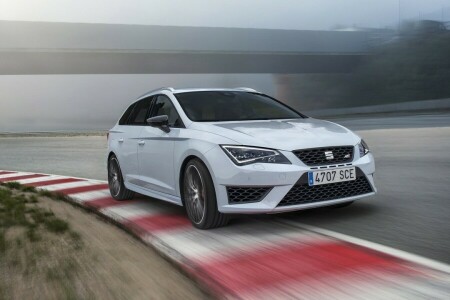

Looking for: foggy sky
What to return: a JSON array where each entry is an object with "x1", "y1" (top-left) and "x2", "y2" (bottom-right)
[
  {"x1": 1, "y1": 0, "x2": 449, "y2": 30},
  {"x1": 1, "y1": 0, "x2": 449, "y2": 132}
]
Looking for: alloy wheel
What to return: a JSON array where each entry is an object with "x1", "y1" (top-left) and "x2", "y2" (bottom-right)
[
  {"x1": 184, "y1": 165, "x2": 206, "y2": 224},
  {"x1": 108, "y1": 158, "x2": 121, "y2": 197}
]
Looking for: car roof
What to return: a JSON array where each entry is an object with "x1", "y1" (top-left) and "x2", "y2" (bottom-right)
[
  {"x1": 136, "y1": 87, "x2": 259, "y2": 101},
  {"x1": 172, "y1": 87, "x2": 259, "y2": 94}
]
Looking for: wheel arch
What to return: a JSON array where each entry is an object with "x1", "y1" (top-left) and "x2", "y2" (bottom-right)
[
  {"x1": 107, "y1": 151, "x2": 122, "y2": 173},
  {"x1": 106, "y1": 151, "x2": 120, "y2": 170},
  {"x1": 178, "y1": 154, "x2": 215, "y2": 205},
  {"x1": 107, "y1": 151, "x2": 116, "y2": 161}
]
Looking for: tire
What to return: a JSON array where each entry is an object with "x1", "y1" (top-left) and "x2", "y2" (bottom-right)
[
  {"x1": 108, "y1": 155, "x2": 134, "y2": 200},
  {"x1": 183, "y1": 159, "x2": 229, "y2": 229},
  {"x1": 330, "y1": 201, "x2": 354, "y2": 209}
]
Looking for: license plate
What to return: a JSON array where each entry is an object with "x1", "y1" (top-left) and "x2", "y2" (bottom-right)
[{"x1": 308, "y1": 167, "x2": 356, "y2": 186}]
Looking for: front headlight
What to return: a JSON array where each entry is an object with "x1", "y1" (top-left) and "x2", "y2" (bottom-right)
[
  {"x1": 221, "y1": 145, "x2": 291, "y2": 166},
  {"x1": 358, "y1": 139, "x2": 370, "y2": 157}
]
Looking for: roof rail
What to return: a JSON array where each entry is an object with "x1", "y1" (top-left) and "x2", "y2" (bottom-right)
[
  {"x1": 136, "y1": 87, "x2": 175, "y2": 100},
  {"x1": 234, "y1": 87, "x2": 259, "y2": 93},
  {"x1": 160, "y1": 87, "x2": 175, "y2": 92}
]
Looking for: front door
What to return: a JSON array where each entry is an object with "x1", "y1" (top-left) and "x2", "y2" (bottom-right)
[{"x1": 138, "y1": 94, "x2": 184, "y2": 196}]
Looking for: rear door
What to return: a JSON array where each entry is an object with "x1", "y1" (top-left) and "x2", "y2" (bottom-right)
[
  {"x1": 116, "y1": 97, "x2": 153, "y2": 185},
  {"x1": 137, "y1": 94, "x2": 184, "y2": 197}
]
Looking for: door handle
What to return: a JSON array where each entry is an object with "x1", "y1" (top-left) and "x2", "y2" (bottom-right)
[
  {"x1": 118, "y1": 138, "x2": 124, "y2": 143},
  {"x1": 138, "y1": 140, "x2": 145, "y2": 146}
]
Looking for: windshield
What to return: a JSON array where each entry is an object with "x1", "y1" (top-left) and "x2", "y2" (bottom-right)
[{"x1": 175, "y1": 91, "x2": 305, "y2": 122}]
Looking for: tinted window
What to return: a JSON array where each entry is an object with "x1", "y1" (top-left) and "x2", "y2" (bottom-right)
[
  {"x1": 118, "y1": 103, "x2": 136, "y2": 125},
  {"x1": 128, "y1": 97, "x2": 152, "y2": 125},
  {"x1": 175, "y1": 91, "x2": 304, "y2": 122},
  {"x1": 151, "y1": 95, "x2": 183, "y2": 127}
]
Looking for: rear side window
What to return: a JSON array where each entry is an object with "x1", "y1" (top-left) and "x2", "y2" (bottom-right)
[
  {"x1": 118, "y1": 103, "x2": 136, "y2": 125},
  {"x1": 128, "y1": 97, "x2": 153, "y2": 125}
]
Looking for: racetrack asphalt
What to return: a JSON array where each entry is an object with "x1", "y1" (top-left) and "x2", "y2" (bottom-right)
[
  {"x1": 0, "y1": 112, "x2": 449, "y2": 263},
  {"x1": 276, "y1": 126, "x2": 450, "y2": 263}
]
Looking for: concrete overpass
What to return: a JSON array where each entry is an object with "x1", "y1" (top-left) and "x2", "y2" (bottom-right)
[{"x1": 0, "y1": 21, "x2": 370, "y2": 74}]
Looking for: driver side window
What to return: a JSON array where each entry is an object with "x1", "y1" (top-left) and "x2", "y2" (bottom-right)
[{"x1": 151, "y1": 95, "x2": 183, "y2": 128}]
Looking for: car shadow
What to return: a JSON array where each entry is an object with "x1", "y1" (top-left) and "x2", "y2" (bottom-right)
[
  {"x1": 136, "y1": 193, "x2": 381, "y2": 229},
  {"x1": 230, "y1": 201, "x2": 381, "y2": 226}
]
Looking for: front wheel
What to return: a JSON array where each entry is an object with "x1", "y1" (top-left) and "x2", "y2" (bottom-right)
[
  {"x1": 108, "y1": 155, "x2": 134, "y2": 200},
  {"x1": 183, "y1": 159, "x2": 229, "y2": 229}
]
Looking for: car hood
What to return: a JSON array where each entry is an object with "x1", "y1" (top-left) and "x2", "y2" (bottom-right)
[{"x1": 189, "y1": 118, "x2": 360, "y2": 151}]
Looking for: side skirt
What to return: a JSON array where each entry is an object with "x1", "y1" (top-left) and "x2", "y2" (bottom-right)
[{"x1": 125, "y1": 182, "x2": 183, "y2": 206}]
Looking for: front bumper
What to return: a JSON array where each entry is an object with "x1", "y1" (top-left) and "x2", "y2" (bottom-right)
[{"x1": 203, "y1": 145, "x2": 376, "y2": 214}]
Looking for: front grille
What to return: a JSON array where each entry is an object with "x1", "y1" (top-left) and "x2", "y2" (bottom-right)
[
  {"x1": 227, "y1": 186, "x2": 272, "y2": 204},
  {"x1": 293, "y1": 146, "x2": 354, "y2": 166},
  {"x1": 277, "y1": 169, "x2": 372, "y2": 207}
]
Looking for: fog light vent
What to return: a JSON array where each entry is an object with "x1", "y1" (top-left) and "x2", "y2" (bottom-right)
[{"x1": 227, "y1": 186, "x2": 272, "y2": 204}]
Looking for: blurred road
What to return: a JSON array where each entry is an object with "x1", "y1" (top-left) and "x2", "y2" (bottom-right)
[
  {"x1": 278, "y1": 126, "x2": 450, "y2": 263},
  {"x1": 282, "y1": 113, "x2": 450, "y2": 263},
  {"x1": 0, "y1": 112, "x2": 449, "y2": 262},
  {"x1": 0, "y1": 136, "x2": 108, "y2": 180}
]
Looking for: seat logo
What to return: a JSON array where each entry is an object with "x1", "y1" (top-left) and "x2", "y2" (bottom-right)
[{"x1": 324, "y1": 151, "x2": 334, "y2": 160}]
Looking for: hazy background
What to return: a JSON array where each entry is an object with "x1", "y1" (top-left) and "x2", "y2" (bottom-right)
[
  {"x1": 0, "y1": 74, "x2": 274, "y2": 131},
  {"x1": 1, "y1": 0, "x2": 449, "y2": 132}
]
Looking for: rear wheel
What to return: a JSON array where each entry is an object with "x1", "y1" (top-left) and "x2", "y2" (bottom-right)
[
  {"x1": 183, "y1": 159, "x2": 229, "y2": 229},
  {"x1": 108, "y1": 155, "x2": 134, "y2": 200}
]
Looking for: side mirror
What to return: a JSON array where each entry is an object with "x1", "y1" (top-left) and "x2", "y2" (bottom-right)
[{"x1": 146, "y1": 115, "x2": 170, "y2": 133}]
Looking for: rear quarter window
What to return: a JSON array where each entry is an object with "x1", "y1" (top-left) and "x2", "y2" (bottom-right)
[{"x1": 118, "y1": 103, "x2": 136, "y2": 125}]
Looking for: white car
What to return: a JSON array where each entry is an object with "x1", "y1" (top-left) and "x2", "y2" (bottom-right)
[{"x1": 108, "y1": 87, "x2": 376, "y2": 229}]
